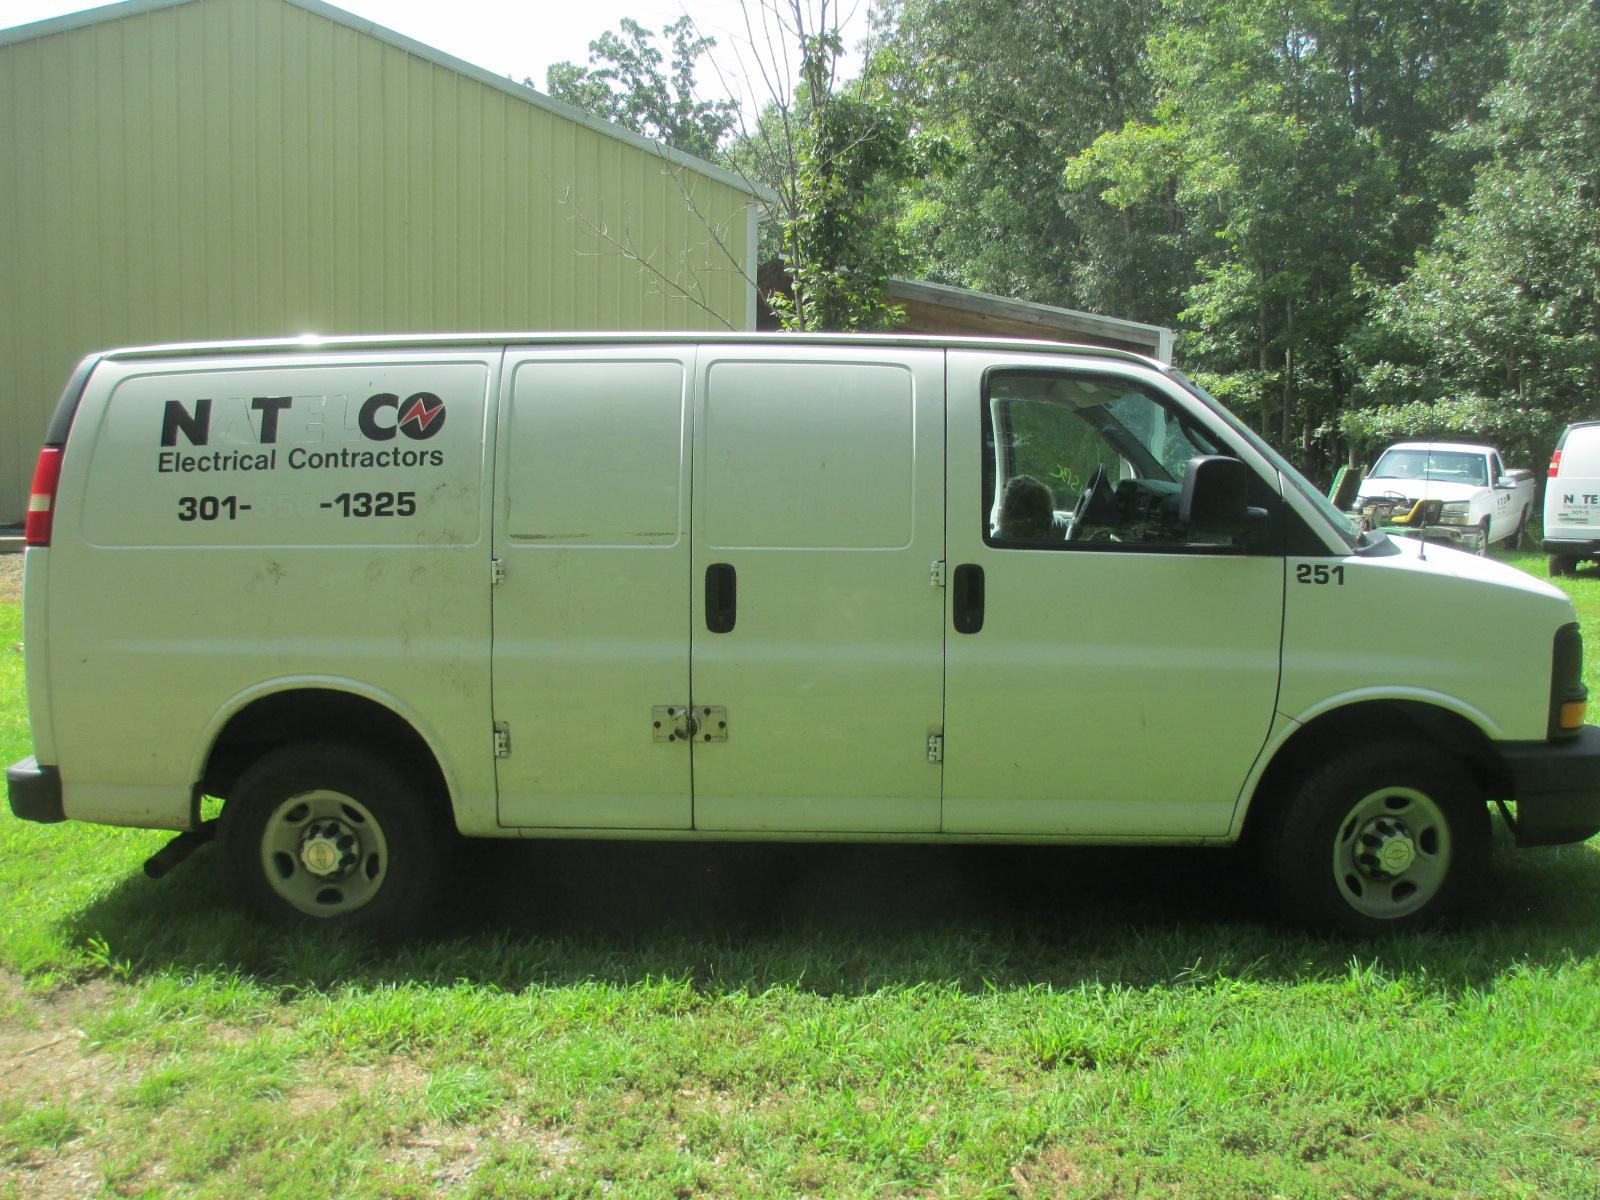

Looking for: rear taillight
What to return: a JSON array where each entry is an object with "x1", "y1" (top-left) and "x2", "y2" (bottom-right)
[
  {"x1": 25, "y1": 446, "x2": 63, "y2": 546},
  {"x1": 1549, "y1": 449, "x2": 1563, "y2": 478}
]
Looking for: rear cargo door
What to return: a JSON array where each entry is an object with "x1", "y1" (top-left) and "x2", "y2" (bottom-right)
[{"x1": 492, "y1": 348, "x2": 693, "y2": 828}]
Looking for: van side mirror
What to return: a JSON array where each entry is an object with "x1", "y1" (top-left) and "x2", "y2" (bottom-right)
[{"x1": 1180, "y1": 456, "x2": 1270, "y2": 536}]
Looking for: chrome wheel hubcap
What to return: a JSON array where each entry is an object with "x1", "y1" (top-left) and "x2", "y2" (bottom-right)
[
  {"x1": 261, "y1": 790, "x2": 388, "y2": 917},
  {"x1": 1332, "y1": 786, "x2": 1451, "y2": 920}
]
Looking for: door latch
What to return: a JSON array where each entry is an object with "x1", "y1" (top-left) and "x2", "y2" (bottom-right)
[{"x1": 653, "y1": 705, "x2": 728, "y2": 743}]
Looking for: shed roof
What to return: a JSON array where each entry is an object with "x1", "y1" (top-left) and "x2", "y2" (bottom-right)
[
  {"x1": 888, "y1": 278, "x2": 1174, "y2": 362},
  {"x1": 0, "y1": 0, "x2": 768, "y2": 199}
]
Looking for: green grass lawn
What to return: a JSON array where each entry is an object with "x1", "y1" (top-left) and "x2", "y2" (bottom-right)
[{"x1": 3, "y1": 553, "x2": 1600, "y2": 1198}]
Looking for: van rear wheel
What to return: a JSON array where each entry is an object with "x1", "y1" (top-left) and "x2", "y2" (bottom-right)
[
  {"x1": 217, "y1": 742, "x2": 452, "y2": 939},
  {"x1": 1550, "y1": 554, "x2": 1578, "y2": 577},
  {"x1": 1262, "y1": 741, "x2": 1488, "y2": 934}
]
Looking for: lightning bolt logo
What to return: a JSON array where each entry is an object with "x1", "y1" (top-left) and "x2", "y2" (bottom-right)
[{"x1": 397, "y1": 394, "x2": 446, "y2": 438}]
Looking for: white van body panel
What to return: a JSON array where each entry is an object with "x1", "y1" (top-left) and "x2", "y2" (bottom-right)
[
  {"x1": 16, "y1": 334, "x2": 1589, "y2": 860},
  {"x1": 1279, "y1": 535, "x2": 1567, "y2": 743},
  {"x1": 688, "y1": 346, "x2": 947, "y2": 833},
  {"x1": 491, "y1": 347, "x2": 695, "y2": 830},
  {"x1": 943, "y1": 351, "x2": 1285, "y2": 837},
  {"x1": 42, "y1": 349, "x2": 498, "y2": 831},
  {"x1": 20, "y1": 548, "x2": 58, "y2": 766},
  {"x1": 1546, "y1": 423, "x2": 1600, "y2": 541}
]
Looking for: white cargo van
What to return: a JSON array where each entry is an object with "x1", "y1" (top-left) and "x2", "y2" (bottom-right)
[
  {"x1": 1544, "y1": 421, "x2": 1600, "y2": 575},
  {"x1": 9, "y1": 334, "x2": 1600, "y2": 936}
]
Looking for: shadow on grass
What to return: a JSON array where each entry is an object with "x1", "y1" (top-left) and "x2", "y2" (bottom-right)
[{"x1": 55, "y1": 827, "x2": 1600, "y2": 997}]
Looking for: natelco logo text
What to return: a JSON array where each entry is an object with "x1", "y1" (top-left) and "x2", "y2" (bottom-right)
[{"x1": 156, "y1": 392, "x2": 448, "y2": 475}]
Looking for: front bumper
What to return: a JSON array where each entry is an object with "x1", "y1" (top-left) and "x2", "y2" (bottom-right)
[
  {"x1": 7, "y1": 756, "x2": 64, "y2": 823},
  {"x1": 1500, "y1": 725, "x2": 1600, "y2": 846},
  {"x1": 1541, "y1": 538, "x2": 1600, "y2": 557},
  {"x1": 1382, "y1": 524, "x2": 1481, "y2": 548}
]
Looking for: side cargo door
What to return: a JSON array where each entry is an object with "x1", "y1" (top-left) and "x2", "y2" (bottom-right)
[
  {"x1": 491, "y1": 348, "x2": 694, "y2": 829},
  {"x1": 687, "y1": 347, "x2": 947, "y2": 833},
  {"x1": 942, "y1": 351, "x2": 1285, "y2": 837}
]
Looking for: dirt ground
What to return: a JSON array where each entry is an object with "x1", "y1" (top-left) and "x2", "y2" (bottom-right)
[
  {"x1": 0, "y1": 553, "x2": 21, "y2": 603},
  {"x1": 0, "y1": 970, "x2": 118, "y2": 1198}
]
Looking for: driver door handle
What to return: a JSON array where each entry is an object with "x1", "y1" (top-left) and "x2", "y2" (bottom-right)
[
  {"x1": 952, "y1": 563, "x2": 984, "y2": 634},
  {"x1": 706, "y1": 563, "x2": 737, "y2": 633}
]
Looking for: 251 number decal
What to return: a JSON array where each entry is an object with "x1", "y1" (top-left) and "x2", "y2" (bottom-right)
[
  {"x1": 322, "y1": 491, "x2": 417, "y2": 518},
  {"x1": 1295, "y1": 563, "x2": 1346, "y2": 586}
]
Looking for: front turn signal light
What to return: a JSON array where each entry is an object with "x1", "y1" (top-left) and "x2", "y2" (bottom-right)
[{"x1": 1560, "y1": 698, "x2": 1587, "y2": 731}]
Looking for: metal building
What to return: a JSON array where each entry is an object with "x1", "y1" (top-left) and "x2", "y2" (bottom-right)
[{"x1": 0, "y1": 0, "x2": 763, "y2": 522}]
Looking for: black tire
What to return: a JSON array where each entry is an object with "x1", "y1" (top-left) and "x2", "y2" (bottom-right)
[
  {"x1": 1474, "y1": 518, "x2": 1491, "y2": 556},
  {"x1": 1550, "y1": 554, "x2": 1578, "y2": 577},
  {"x1": 217, "y1": 741, "x2": 454, "y2": 940},
  {"x1": 1508, "y1": 508, "x2": 1529, "y2": 551},
  {"x1": 1260, "y1": 741, "x2": 1489, "y2": 935}
]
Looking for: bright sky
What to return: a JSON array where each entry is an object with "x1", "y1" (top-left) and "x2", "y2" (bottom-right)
[{"x1": 0, "y1": 0, "x2": 868, "y2": 106}]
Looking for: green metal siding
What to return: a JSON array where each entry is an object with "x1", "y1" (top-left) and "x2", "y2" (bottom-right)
[{"x1": 0, "y1": 0, "x2": 756, "y2": 520}]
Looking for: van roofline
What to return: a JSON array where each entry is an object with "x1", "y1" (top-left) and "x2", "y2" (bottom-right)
[{"x1": 93, "y1": 332, "x2": 1166, "y2": 369}]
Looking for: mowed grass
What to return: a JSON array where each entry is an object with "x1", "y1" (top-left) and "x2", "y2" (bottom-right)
[{"x1": 4, "y1": 551, "x2": 1600, "y2": 1198}]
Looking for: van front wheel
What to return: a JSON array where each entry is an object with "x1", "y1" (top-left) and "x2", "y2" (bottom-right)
[
  {"x1": 217, "y1": 742, "x2": 451, "y2": 939},
  {"x1": 1263, "y1": 742, "x2": 1488, "y2": 934}
]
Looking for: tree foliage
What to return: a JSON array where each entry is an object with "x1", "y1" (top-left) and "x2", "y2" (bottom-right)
[
  {"x1": 761, "y1": 27, "x2": 911, "y2": 331},
  {"x1": 1062, "y1": 0, "x2": 1505, "y2": 475},
  {"x1": 544, "y1": 17, "x2": 738, "y2": 159},
  {"x1": 537, "y1": 0, "x2": 1594, "y2": 469},
  {"x1": 1348, "y1": 0, "x2": 1600, "y2": 468},
  {"x1": 880, "y1": 0, "x2": 1185, "y2": 323}
]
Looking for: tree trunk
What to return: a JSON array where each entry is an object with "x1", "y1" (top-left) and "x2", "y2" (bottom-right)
[
  {"x1": 1258, "y1": 259, "x2": 1269, "y2": 436},
  {"x1": 1281, "y1": 298, "x2": 1295, "y2": 450}
]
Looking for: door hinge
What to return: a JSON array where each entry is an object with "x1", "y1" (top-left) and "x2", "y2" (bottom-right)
[
  {"x1": 493, "y1": 722, "x2": 511, "y2": 757},
  {"x1": 927, "y1": 733, "x2": 943, "y2": 763},
  {"x1": 930, "y1": 559, "x2": 946, "y2": 587},
  {"x1": 491, "y1": 557, "x2": 506, "y2": 585}
]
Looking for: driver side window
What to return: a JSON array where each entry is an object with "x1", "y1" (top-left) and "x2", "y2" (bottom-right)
[{"x1": 983, "y1": 369, "x2": 1269, "y2": 552}]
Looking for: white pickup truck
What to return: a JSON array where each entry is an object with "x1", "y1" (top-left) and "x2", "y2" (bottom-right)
[{"x1": 1351, "y1": 441, "x2": 1537, "y2": 554}]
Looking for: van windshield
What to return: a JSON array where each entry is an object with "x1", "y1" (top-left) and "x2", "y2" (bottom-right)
[
  {"x1": 1162, "y1": 368, "x2": 1360, "y2": 551},
  {"x1": 1370, "y1": 448, "x2": 1487, "y2": 486}
]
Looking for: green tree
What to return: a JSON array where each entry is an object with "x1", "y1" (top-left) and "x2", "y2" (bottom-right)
[
  {"x1": 1347, "y1": 0, "x2": 1600, "y2": 469},
  {"x1": 544, "y1": 17, "x2": 738, "y2": 159},
  {"x1": 1064, "y1": 0, "x2": 1505, "y2": 475},
  {"x1": 705, "y1": 1, "x2": 913, "y2": 331},
  {"x1": 761, "y1": 26, "x2": 911, "y2": 331},
  {"x1": 880, "y1": 0, "x2": 1183, "y2": 324},
  {"x1": 546, "y1": 4, "x2": 911, "y2": 331}
]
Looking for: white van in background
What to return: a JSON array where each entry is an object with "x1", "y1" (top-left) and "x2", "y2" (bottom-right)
[
  {"x1": 1545, "y1": 421, "x2": 1600, "y2": 575},
  {"x1": 8, "y1": 334, "x2": 1600, "y2": 938}
]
